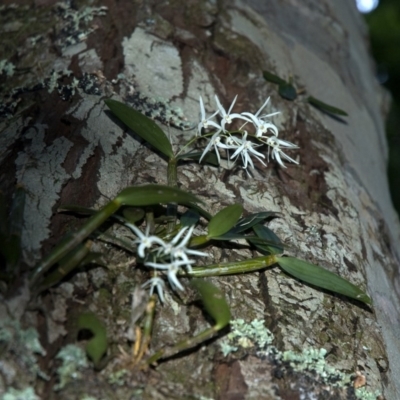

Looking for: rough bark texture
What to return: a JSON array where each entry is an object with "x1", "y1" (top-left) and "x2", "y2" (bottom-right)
[{"x1": 1, "y1": 0, "x2": 400, "y2": 399}]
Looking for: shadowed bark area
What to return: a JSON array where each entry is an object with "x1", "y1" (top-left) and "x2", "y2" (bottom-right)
[{"x1": 1, "y1": 0, "x2": 400, "y2": 399}]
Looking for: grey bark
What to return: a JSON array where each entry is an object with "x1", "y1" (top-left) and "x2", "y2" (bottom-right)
[{"x1": 1, "y1": 0, "x2": 400, "y2": 399}]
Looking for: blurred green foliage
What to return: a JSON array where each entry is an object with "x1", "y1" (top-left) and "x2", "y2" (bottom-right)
[{"x1": 365, "y1": 0, "x2": 400, "y2": 214}]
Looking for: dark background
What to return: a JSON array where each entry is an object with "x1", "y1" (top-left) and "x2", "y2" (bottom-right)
[{"x1": 364, "y1": 0, "x2": 400, "y2": 215}]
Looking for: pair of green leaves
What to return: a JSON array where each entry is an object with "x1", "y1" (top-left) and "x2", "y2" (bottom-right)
[
  {"x1": 206, "y1": 204, "x2": 283, "y2": 254},
  {"x1": 262, "y1": 70, "x2": 348, "y2": 116}
]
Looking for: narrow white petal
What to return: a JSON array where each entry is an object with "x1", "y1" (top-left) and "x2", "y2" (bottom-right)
[
  {"x1": 229, "y1": 113, "x2": 252, "y2": 123},
  {"x1": 185, "y1": 249, "x2": 208, "y2": 258},
  {"x1": 170, "y1": 226, "x2": 189, "y2": 245},
  {"x1": 215, "y1": 95, "x2": 226, "y2": 117},
  {"x1": 146, "y1": 262, "x2": 169, "y2": 270},
  {"x1": 178, "y1": 225, "x2": 195, "y2": 247},
  {"x1": 199, "y1": 136, "x2": 217, "y2": 163},
  {"x1": 254, "y1": 97, "x2": 270, "y2": 117},
  {"x1": 280, "y1": 151, "x2": 299, "y2": 164},
  {"x1": 168, "y1": 268, "x2": 184, "y2": 291},
  {"x1": 260, "y1": 111, "x2": 281, "y2": 119},
  {"x1": 231, "y1": 144, "x2": 245, "y2": 159},
  {"x1": 227, "y1": 95, "x2": 238, "y2": 114},
  {"x1": 125, "y1": 223, "x2": 145, "y2": 240},
  {"x1": 274, "y1": 150, "x2": 286, "y2": 168},
  {"x1": 248, "y1": 146, "x2": 265, "y2": 158},
  {"x1": 199, "y1": 96, "x2": 206, "y2": 119},
  {"x1": 214, "y1": 145, "x2": 221, "y2": 164}
]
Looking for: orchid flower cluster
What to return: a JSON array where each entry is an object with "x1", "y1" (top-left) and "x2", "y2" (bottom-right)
[
  {"x1": 197, "y1": 95, "x2": 298, "y2": 170},
  {"x1": 126, "y1": 223, "x2": 207, "y2": 302}
]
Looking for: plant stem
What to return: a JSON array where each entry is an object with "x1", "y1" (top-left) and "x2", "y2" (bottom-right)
[{"x1": 185, "y1": 255, "x2": 277, "y2": 277}]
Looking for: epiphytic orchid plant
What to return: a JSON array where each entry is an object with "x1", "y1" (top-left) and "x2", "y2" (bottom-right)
[{"x1": 29, "y1": 94, "x2": 371, "y2": 369}]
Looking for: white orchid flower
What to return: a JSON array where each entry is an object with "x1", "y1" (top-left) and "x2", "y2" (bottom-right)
[
  {"x1": 142, "y1": 276, "x2": 166, "y2": 303},
  {"x1": 160, "y1": 225, "x2": 208, "y2": 271},
  {"x1": 242, "y1": 113, "x2": 279, "y2": 137},
  {"x1": 146, "y1": 260, "x2": 189, "y2": 291},
  {"x1": 198, "y1": 96, "x2": 221, "y2": 135},
  {"x1": 266, "y1": 137, "x2": 299, "y2": 168},
  {"x1": 241, "y1": 96, "x2": 280, "y2": 137},
  {"x1": 215, "y1": 95, "x2": 251, "y2": 131},
  {"x1": 230, "y1": 131, "x2": 266, "y2": 170},
  {"x1": 199, "y1": 131, "x2": 224, "y2": 164},
  {"x1": 126, "y1": 223, "x2": 166, "y2": 258}
]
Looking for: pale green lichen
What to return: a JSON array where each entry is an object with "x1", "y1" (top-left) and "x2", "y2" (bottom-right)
[
  {"x1": 282, "y1": 348, "x2": 350, "y2": 384},
  {"x1": 108, "y1": 368, "x2": 129, "y2": 386},
  {"x1": 54, "y1": 2, "x2": 108, "y2": 49},
  {"x1": 2, "y1": 387, "x2": 40, "y2": 400},
  {"x1": 55, "y1": 344, "x2": 89, "y2": 391},
  {"x1": 220, "y1": 318, "x2": 274, "y2": 356},
  {"x1": 0, "y1": 318, "x2": 48, "y2": 380},
  {"x1": 0, "y1": 59, "x2": 15, "y2": 77},
  {"x1": 354, "y1": 387, "x2": 382, "y2": 400},
  {"x1": 220, "y1": 319, "x2": 381, "y2": 399}
]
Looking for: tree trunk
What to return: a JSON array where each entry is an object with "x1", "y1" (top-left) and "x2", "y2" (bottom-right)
[{"x1": 1, "y1": 0, "x2": 400, "y2": 399}]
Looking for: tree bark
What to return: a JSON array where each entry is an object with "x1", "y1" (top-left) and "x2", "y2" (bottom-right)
[{"x1": 1, "y1": 0, "x2": 400, "y2": 399}]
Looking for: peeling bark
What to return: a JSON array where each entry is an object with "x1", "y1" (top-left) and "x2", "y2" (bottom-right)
[{"x1": 1, "y1": 0, "x2": 400, "y2": 399}]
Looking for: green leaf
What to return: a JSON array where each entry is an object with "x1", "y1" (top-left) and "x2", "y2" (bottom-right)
[
  {"x1": 105, "y1": 99, "x2": 174, "y2": 158},
  {"x1": 252, "y1": 224, "x2": 284, "y2": 254},
  {"x1": 58, "y1": 205, "x2": 98, "y2": 216},
  {"x1": 207, "y1": 204, "x2": 243, "y2": 238},
  {"x1": 307, "y1": 96, "x2": 348, "y2": 116},
  {"x1": 210, "y1": 232, "x2": 248, "y2": 241},
  {"x1": 77, "y1": 312, "x2": 108, "y2": 366},
  {"x1": 121, "y1": 207, "x2": 145, "y2": 224},
  {"x1": 117, "y1": 184, "x2": 201, "y2": 207},
  {"x1": 276, "y1": 256, "x2": 372, "y2": 305},
  {"x1": 262, "y1": 70, "x2": 287, "y2": 85},
  {"x1": 59, "y1": 204, "x2": 144, "y2": 227},
  {"x1": 228, "y1": 212, "x2": 277, "y2": 234},
  {"x1": 278, "y1": 82, "x2": 297, "y2": 100},
  {"x1": 177, "y1": 151, "x2": 220, "y2": 166},
  {"x1": 191, "y1": 279, "x2": 231, "y2": 329}
]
